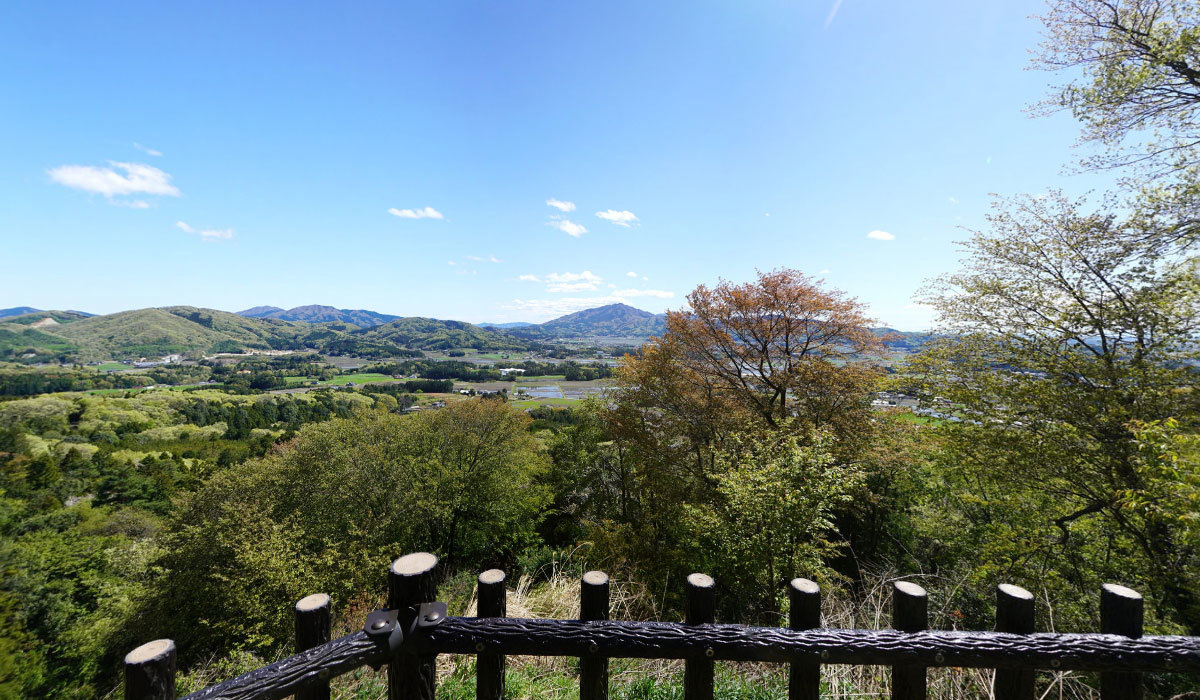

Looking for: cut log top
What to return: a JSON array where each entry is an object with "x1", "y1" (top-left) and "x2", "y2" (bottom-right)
[
  {"x1": 687, "y1": 573, "x2": 715, "y2": 589},
  {"x1": 391, "y1": 552, "x2": 438, "y2": 576},
  {"x1": 894, "y1": 581, "x2": 926, "y2": 598},
  {"x1": 998, "y1": 584, "x2": 1033, "y2": 600},
  {"x1": 790, "y1": 578, "x2": 819, "y2": 595},
  {"x1": 583, "y1": 570, "x2": 609, "y2": 586},
  {"x1": 1103, "y1": 583, "x2": 1142, "y2": 601},
  {"x1": 125, "y1": 639, "x2": 174, "y2": 665},
  {"x1": 479, "y1": 569, "x2": 506, "y2": 585},
  {"x1": 295, "y1": 593, "x2": 330, "y2": 613}
]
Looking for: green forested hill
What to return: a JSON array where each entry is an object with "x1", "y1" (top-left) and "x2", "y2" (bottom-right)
[
  {"x1": 42, "y1": 307, "x2": 315, "y2": 360},
  {"x1": 0, "y1": 307, "x2": 529, "y2": 361},
  {"x1": 0, "y1": 323, "x2": 79, "y2": 362},
  {"x1": 356, "y1": 317, "x2": 527, "y2": 350}
]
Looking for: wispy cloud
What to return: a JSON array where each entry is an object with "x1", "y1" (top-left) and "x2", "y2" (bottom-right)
[
  {"x1": 518, "y1": 274, "x2": 540, "y2": 282},
  {"x1": 948, "y1": 196, "x2": 960, "y2": 205},
  {"x1": 388, "y1": 206, "x2": 443, "y2": 220},
  {"x1": 176, "y1": 220, "x2": 233, "y2": 241},
  {"x1": 819, "y1": 269, "x2": 831, "y2": 275},
  {"x1": 448, "y1": 261, "x2": 458, "y2": 266},
  {"x1": 595, "y1": 209, "x2": 639, "y2": 227},
  {"x1": 489, "y1": 255, "x2": 503, "y2": 263},
  {"x1": 48, "y1": 161, "x2": 180, "y2": 198},
  {"x1": 466, "y1": 255, "x2": 483, "y2": 261},
  {"x1": 549, "y1": 218, "x2": 588, "y2": 237},
  {"x1": 112, "y1": 200, "x2": 152, "y2": 209},
  {"x1": 824, "y1": 0, "x2": 844, "y2": 29},
  {"x1": 133, "y1": 142, "x2": 163, "y2": 157},
  {"x1": 505, "y1": 290, "x2": 673, "y2": 321},
  {"x1": 546, "y1": 198, "x2": 575, "y2": 212},
  {"x1": 545, "y1": 270, "x2": 603, "y2": 293},
  {"x1": 626, "y1": 271, "x2": 638, "y2": 278},
  {"x1": 867, "y1": 230, "x2": 895, "y2": 241}
]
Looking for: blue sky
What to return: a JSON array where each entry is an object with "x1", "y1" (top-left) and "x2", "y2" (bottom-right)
[{"x1": 1, "y1": 0, "x2": 1117, "y2": 328}]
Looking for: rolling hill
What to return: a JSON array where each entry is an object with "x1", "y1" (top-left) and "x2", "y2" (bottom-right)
[
  {"x1": 45, "y1": 307, "x2": 315, "y2": 360},
  {"x1": 236, "y1": 304, "x2": 401, "y2": 328},
  {"x1": 514, "y1": 303, "x2": 668, "y2": 338},
  {"x1": 355, "y1": 317, "x2": 527, "y2": 351}
]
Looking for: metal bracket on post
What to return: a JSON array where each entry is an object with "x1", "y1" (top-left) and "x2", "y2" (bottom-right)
[{"x1": 363, "y1": 601, "x2": 447, "y2": 669}]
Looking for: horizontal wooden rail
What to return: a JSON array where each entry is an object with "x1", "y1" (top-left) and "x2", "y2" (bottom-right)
[{"x1": 179, "y1": 617, "x2": 1200, "y2": 700}]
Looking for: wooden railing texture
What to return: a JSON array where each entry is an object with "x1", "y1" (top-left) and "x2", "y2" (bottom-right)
[{"x1": 124, "y1": 552, "x2": 1200, "y2": 700}]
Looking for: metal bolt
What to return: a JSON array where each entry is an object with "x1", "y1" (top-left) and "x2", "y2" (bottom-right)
[
  {"x1": 589, "y1": 644, "x2": 599, "y2": 654},
  {"x1": 424, "y1": 611, "x2": 442, "y2": 623},
  {"x1": 934, "y1": 653, "x2": 945, "y2": 664},
  {"x1": 820, "y1": 650, "x2": 830, "y2": 660},
  {"x1": 475, "y1": 642, "x2": 485, "y2": 652},
  {"x1": 371, "y1": 619, "x2": 388, "y2": 630},
  {"x1": 1050, "y1": 659, "x2": 1061, "y2": 668},
  {"x1": 318, "y1": 669, "x2": 330, "y2": 680},
  {"x1": 705, "y1": 648, "x2": 714, "y2": 658}
]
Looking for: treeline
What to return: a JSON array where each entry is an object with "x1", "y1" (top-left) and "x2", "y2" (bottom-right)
[{"x1": 364, "y1": 359, "x2": 613, "y2": 382}]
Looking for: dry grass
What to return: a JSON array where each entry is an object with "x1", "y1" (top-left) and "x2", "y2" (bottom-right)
[{"x1": 180, "y1": 560, "x2": 1106, "y2": 699}]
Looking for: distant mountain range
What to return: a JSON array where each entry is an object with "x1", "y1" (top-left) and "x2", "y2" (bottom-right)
[
  {"x1": 237, "y1": 304, "x2": 401, "y2": 327},
  {"x1": 1, "y1": 307, "x2": 94, "y2": 320},
  {"x1": 1, "y1": 301, "x2": 932, "y2": 363}
]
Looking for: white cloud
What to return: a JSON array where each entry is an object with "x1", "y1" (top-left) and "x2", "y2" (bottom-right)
[
  {"x1": 824, "y1": 0, "x2": 844, "y2": 29},
  {"x1": 549, "y1": 219, "x2": 588, "y2": 237},
  {"x1": 448, "y1": 261, "x2": 458, "y2": 266},
  {"x1": 626, "y1": 271, "x2": 638, "y2": 278},
  {"x1": 546, "y1": 271, "x2": 602, "y2": 283},
  {"x1": 48, "y1": 161, "x2": 180, "y2": 197},
  {"x1": 607, "y1": 284, "x2": 617, "y2": 288},
  {"x1": 113, "y1": 199, "x2": 151, "y2": 209},
  {"x1": 505, "y1": 290, "x2": 673, "y2": 321},
  {"x1": 948, "y1": 196, "x2": 960, "y2": 205},
  {"x1": 133, "y1": 143, "x2": 163, "y2": 157},
  {"x1": 819, "y1": 269, "x2": 831, "y2": 275},
  {"x1": 867, "y1": 230, "x2": 895, "y2": 241},
  {"x1": 518, "y1": 274, "x2": 540, "y2": 282},
  {"x1": 466, "y1": 255, "x2": 483, "y2": 261},
  {"x1": 388, "y1": 206, "x2": 443, "y2": 220},
  {"x1": 546, "y1": 198, "x2": 575, "y2": 212},
  {"x1": 489, "y1": 255, "x2": 503, "y2": 263},
  {"x1": 543, "y1": 271, "x2": 603, "y2": 293},
  {"x1": 595, "y1": 209, "x2": 639, "y2": 227},
  {"x1": 176, "y1": 220, "x2": 233, "y2": 241},
  {"x1": 547, "y1": 281, "x2": 601, "y2": 293}
]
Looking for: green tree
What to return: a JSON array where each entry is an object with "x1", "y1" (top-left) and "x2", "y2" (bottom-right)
[
  {"x1": 684, "y1": 423, "x2": 862, "y2": 619},
  {"x1": 145, "y1": 401, "x2": 549, "y2": 659},
  {"x1": 1035, "y1": 0, "x2": 1200, "y2": 177},
  {"x1": 911, "y1": 191, "x2": 1200, "y2": 630}
]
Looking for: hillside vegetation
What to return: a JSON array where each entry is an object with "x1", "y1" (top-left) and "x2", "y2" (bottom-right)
[{"x1": 355, "y1": 317, "x2": 527, "y2": 351}]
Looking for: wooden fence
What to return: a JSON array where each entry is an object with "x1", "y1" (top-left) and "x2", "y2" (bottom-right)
[{"x1": 124, "y1": 552, "x2": 1200, "y2": 700}]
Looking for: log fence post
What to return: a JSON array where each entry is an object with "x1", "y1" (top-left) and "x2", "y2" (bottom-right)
[
  {"x1": 124, "y1": 639, "x2": 176, "y2": 700},
  {"x1": 892, "y1": 581, "x2": 928, "y2": 700},
  {"x1": 1101, "y1": 583, "x2": 1144, "y2": 700},
  {"x1": 295, "y1": 593, "x2": 331, "y2": 700},
  {"x1": 388, "y1": 552, "x2": 439, "y2": 700},
  {"x1": 684, "y1": 573, "x2": 715, "y2": 700},
  {"x1": 476, "y1": 569, "x2": 507, "y2": 700},
  {"x1": 580, "y1": 570, "x2": 610, "y2": 700},
  {"x1": 788, "y1": 578, "x2": 821, "y2": 700},
  {"x1": 993, "y1": 584, "x2": 1035, "y2": 700}
]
